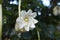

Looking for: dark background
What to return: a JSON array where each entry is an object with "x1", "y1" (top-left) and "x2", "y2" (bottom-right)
[{"x1": 2, "y1": 0, "x2": 60, "y2": 40}]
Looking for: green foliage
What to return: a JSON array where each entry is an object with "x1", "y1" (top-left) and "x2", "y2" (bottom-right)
[
  {"x1": 2, "y1": 0, "x2": 60, "y2": 40},
  {"x1": 0, "y1": 0, "x2": 2, "y2": 4}
]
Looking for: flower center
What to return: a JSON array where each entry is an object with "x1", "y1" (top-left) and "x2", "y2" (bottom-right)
[{"x1": 24, "y1": 17, "x2": 29, "y2": 22}]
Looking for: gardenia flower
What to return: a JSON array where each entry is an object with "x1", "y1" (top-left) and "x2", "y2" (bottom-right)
[{"x1": 15, "y1": 9, "x2": 38, "y2": 32}]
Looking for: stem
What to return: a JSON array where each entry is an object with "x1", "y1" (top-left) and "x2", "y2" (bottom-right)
[
  {"x1": 18, "y1": 0, "x2": 21, "y2": 17},
  {"x1": 0, "y1": 4, "x2": 2, "y2": 39},
  {"x1": 37, "y1": 30, "x2": 40, "y2": 40}
]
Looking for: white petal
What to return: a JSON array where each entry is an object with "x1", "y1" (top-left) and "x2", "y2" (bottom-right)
[
  {"x1": 32, "y1": 18, "x2": 38, "y2": 24},
  {"x1": 15, "y1": 21, "x2": 27, "y2": 31},
  {"x1": 30, "y1": 18, "x2": 38, "y2": 24},
  {"x1": 53, "y1": 6, "x2": 59, "y2": 16},
  {"x1": 16, "y1": 17, "x2": 20, "y2": 22},
  {"x1": 19, "y1": 20, "x2": 27, "y2": 28},
  {"x1": 15, "y1": 23, "x2": 19, "y2": 31},
  {"x1": 16, "y1": 17, "x2": 23, "y2": 22},
  {"x1": 30, "y1": 22, "x2": 35, "y2": 29},
  {"x1": 27, "y1": 9, "x2": 32, "y2": 14},
  {"x1": 24, "y1": 22, "x2": 30, "y2": 31},
  {"x1": 19, "y1": 22, "x2": 26, "y2": 29},
  {"x1": 20, "y1": 10, "x2": 27, "y2": 16},
  {"x1": 31, "y1": 12, "x2": 37, "y2": 18},
  {"x1": 16, "y1": 17, "x2": 24, "y2": 23},
  {"x1": 27, "y1": 9, "x2": 37, "y2": 18},
  {"x1": 15, "y1": 21, "x2": 25, "y2": 31},
  {"x1": 24, "y1": 26, "x2": 30, "y2": 31},
  {"x1": 16, "y1": 17, "x2": 27, "y2": 29},
  {"x1": 53, "y1": 10, "x2": 58, "y2": 16}
]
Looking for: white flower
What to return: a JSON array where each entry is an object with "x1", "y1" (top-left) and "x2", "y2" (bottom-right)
[
  {"x1": 15, "y1": 9, "x2": 38, "y2": 32},
  {"x1": 53, "y1": 6, "x2": 60, "y2": 16}
]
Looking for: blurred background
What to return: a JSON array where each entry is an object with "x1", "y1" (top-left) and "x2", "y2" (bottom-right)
[{"x1": 2, "y1": 0, "x2": 60, "y2": 40}]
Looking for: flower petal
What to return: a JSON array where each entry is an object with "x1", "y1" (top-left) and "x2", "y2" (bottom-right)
[
  {"x1": 27, "y1": 9, "x2": 37, "y2": 18},
  {"x1": 15, "y1": 22, "x2": 20, "y2": 31},
  {"x1": 19, "y1": 22, "x2": 26, "y2": 29},
  {"x1": 16, "y1": 17, "x2": 20, "y2": 22},
  {"x1": 16, "y1": 17, "x2": 24, "y2": 22},
  {"x1": 16, "y1": 17, "x2": 27, "y2": 29},
  {"x1": 20, "y1": 10, "x2": 27, "y2": 17},
  {"x1": 32, "y1": 18, "x2": 38, "y2": 24},
  {"x1": 24, "y1": 26, "x2": 30, "y2": 31},
  {"x1": 30, "y1": 18, "x2": 38, "y2": 24},
  {"x1": 30, "y1": 22, "x2": 35, "y2": 29},
  {"x1": 27, "y1": 9, "x2": 32, "y2": 14},
  {"x1": 53, "y1": 10, "x2": 58, "y2": 16},
  {"x1": 31, "y1": 12, "x2": 37, "y2": 18},
  {"x1": 15, "y1": 21, "x2": 27, "y2": 31}
]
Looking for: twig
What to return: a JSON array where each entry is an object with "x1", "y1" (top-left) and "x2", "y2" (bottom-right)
[{"x1": 37, "y1": 30, "x2": 40, "y2": 40}]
